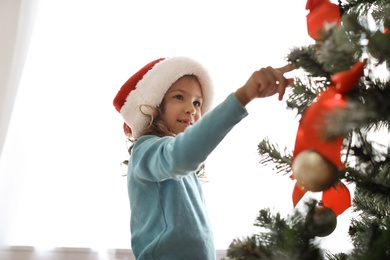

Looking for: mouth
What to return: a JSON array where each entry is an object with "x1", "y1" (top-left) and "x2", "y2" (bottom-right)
[{"x1": 178, "y1": 119, "x2": 193, "y2": 126}]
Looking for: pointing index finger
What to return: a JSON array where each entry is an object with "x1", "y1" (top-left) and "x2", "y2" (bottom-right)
[{"x1": 276, "y1": 63, "x2": 297, "y2": 74}]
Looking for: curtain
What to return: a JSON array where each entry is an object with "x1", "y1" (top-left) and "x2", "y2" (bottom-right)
[{"x1": 0, "y1": 0, "x2": 39, "y2": 245}]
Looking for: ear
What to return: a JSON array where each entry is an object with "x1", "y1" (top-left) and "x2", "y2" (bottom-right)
[{"x1": 123, "y1": 123, "x2": 132, "y2": 138}]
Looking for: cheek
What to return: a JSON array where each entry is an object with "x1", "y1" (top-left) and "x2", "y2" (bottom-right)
[
  {"x1": 161, "y1": 103, "x2": 173, "y2": 116},
  {"x1": 161, "y1": 105, "x2": 177, "y2": 123},
  {"x1": 195, "y1": 111, "x2": 202, "y2": 121},
  {"x1": 159, "y1": 110, "x2": 170, "y2": 124}
]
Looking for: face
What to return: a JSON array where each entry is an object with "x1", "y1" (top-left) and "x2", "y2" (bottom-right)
[{"x1": 160, "y1": 75, "x2": 203, "y2": 134}]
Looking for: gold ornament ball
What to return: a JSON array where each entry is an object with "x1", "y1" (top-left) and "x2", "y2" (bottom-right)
[
  {"x1": 292, "y1": 150, "x2": 339, "y2": 192},
  {"x1": 306, "y1": 205, "x2": 337, "y2": 237}
]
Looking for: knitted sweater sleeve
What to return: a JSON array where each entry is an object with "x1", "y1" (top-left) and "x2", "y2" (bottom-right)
[{"x1": 130, "y1": 92, "x2": 248, "y2": 182}]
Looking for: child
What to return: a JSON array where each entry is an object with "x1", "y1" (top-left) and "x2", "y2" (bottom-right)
[{"x1": 113, "y1": 56, "x2": 294, "y2": 260}]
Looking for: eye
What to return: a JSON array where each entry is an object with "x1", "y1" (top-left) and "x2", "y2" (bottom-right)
[
  {"x1": 193, "y1": 100, "x2": 202, "y2": 107},
  {"x1": 173, "y1": 94, "x2": 184, "y2": 100}
]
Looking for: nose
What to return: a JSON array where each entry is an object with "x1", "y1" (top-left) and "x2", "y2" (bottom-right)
[{"x1": 185, "y1": 102, "x2": 196, "y2": 115}]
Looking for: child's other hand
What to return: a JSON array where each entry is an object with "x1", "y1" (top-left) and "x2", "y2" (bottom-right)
[{"x1": 235, "y1": 64, "x2": 295, "y2": 106}]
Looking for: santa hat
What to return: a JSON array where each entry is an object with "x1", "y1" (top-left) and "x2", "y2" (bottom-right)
[{"x1": 113, "y1": 56, "x2": 214, "y2": 138}]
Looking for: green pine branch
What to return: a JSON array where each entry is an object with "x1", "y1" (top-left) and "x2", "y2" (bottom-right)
[
  {"x1": 257, "y1": 138, "x2": 292, "y2": 175},
  {"x1": 225, "y1": 204, "x2": 326, "y2": 260},
  {"x1": 348, "y1": 216, "x2": 390, "y2": 259}
]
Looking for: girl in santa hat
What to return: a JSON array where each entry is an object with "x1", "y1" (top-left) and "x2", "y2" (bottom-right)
[{"x1": 113, "y1": 56, "x2": 293, "y2": 260}]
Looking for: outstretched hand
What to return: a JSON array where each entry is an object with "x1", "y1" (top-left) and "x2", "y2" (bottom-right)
[{"x1": 235, "y1": 64, "x2": 295, "y2": 106}]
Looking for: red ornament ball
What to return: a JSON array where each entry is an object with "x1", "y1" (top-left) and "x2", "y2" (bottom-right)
[{"x1": 292, "y1": 150, "x2": 339, "y2": 192}]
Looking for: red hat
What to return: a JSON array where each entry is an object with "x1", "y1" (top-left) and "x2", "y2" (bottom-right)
[{"x1": 113, "y1": 56, "x2": 214, "y2": 138}]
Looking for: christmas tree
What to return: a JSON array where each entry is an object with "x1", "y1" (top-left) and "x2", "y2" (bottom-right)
[{"x1": 225, "y1": 0, "x2": 390, "y2": 259}]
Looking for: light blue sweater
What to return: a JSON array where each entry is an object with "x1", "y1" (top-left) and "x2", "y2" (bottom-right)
[{"x1": 128, "y1": 93, "x2": 248, "y2": 259}]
